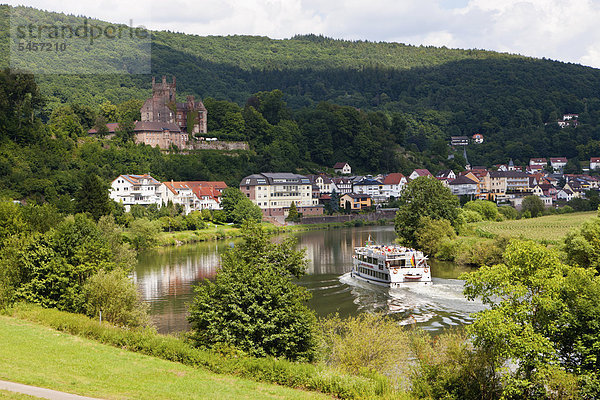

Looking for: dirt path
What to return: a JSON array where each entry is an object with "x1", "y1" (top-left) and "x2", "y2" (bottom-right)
[{"x1": 0, "y1": 380, "x2": 101, "y2": 400}]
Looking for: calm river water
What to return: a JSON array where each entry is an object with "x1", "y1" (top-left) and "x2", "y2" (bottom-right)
[{"x1": 134, "y1": 226, "x2": 485, "y2": 334}]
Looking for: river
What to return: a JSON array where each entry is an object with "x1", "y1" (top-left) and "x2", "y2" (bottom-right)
[{"x1": 134, "y1": 225, "x2": 485, "y2": 334}]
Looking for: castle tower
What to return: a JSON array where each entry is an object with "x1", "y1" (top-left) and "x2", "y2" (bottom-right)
[{"x1": 141, "y1": 76, "x2": 177, "y2": 123}]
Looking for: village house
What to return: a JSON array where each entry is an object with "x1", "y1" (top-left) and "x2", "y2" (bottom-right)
[
  {"x1": 110, "y1": 174, "x2": 162, "y2": 211},
  {"x1": 556, "y1": 188, "x2": 575, "y2": 201},
  {"x1": 472, "y1": 133, "x2": 484, "y2": 144},
  {"x1": 550, "y1": 157, "x2": 568, "y2": 173},
  {"x1": 381, "y1": 173, "x2": 407, "y2": 199},
  {"x1": 307, "y1": 174, "x2": 333, "y2": 194},
  {"x1": 333, "y1": 162, "x2": 352, "y2": 175},
  {"x1": 448, "y1": 175, "x2": 478, "y2": 196},
  {"x1": 409, "y1": 169, "x2": 433, "y2": 180},
  {"x1": 158, "y1": 181, "x2": 226, "y2": 214},
  {"x1": 353, "y1": 176, "x2": 384, "y2": 203},
  {"x1": 558, "y1": 114, "x2": 579, "y2": 128},
  {"x1": 331, "y1": 177, "x2": 353, "y2": 195},
  {"x1": 240, "y1": 173, "x2": 323, "y2": 217},
  {"x1": 436, "y1": 170, "x2": 456, "y2": 180},
  {"x1": 339, "y1": 193, "x2": 372, "y2": 211},
  {"x1": 591, "y1": 157, "x2": 600, "y2": 170}
]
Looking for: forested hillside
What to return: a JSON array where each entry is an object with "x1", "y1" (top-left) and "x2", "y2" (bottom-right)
[{"x1": 2, "y1": 5, "x2": 600, "y2": 186}]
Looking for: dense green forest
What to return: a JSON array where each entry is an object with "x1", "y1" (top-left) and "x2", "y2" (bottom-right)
[{"x1": 3, "y1": 4, "x2": 600, "y2": 201}]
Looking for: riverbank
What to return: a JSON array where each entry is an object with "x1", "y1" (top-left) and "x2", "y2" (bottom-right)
[
  {"x1": 153, "y1": 219, "x2": 391, "y2": 247},
  {"x1": 3, "y1": 305, "x2": 401, "y2": 400}
]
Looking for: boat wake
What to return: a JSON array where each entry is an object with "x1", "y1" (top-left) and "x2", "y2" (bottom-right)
[{"x1": 339, "y1": 273, "x2": 485, "y2": 331}]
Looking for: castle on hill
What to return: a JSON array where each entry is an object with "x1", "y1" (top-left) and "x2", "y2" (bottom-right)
[{"x1": 134, "y1": 76, "x2": 207, "y2": 149}]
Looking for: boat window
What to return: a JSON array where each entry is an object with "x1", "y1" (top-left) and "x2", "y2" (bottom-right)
[{"x1": 388, "y1": 259, "x2": 405, "y2": 267}]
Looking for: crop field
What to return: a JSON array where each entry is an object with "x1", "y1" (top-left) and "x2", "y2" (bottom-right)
[{"x1": 473, "y1": 211, "x2": 596, "y2": 243}]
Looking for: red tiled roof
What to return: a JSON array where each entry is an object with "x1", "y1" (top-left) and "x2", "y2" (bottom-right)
[
  {"x1": 333, "y1": 162, "x2": 348, "y2": 169},
  {"x1": 88, "y1": 122, "x2": 120, "y2": 134},
  {"x1": 412, "y1": 169, "x2": 433, "y2": 177},
  {"x1": 383, "y1": 173, "x2": 405, "y2": 185}
]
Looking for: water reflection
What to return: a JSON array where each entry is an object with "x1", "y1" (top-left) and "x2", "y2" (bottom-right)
[{"x1": 135, "y1": 226, "x2": 485, "y2": 333}]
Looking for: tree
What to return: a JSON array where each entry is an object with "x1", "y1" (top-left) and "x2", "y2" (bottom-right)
[
  {"x1": 521, "y1": 195, "x2": 544, "y2": 218},
  {"x1": 463, "y1": 240, "x2": 600, "y2": 398},
  {"x1": 394, "y1": 177, "x2": 460, "y2": 246},
  {"x1": 329, "y1": 189, "x2": 340, "y2": 214},
  {"x1": 75, "y1": 174, "x2": 111, "y2": 221},
  {"x1": 188, "y1": 222, "x2": 317, "y2": 361},
  {"x1": 220, "y1": 187, "x2": 262, "y2": 224},
  {"x1": 285, "y1": 202, "x2": 300, "y2": 222}
]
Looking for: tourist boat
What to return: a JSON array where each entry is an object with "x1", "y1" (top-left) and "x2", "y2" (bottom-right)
[{"x1": 351, "y1": 237, "x2": 432, "y2": 287}]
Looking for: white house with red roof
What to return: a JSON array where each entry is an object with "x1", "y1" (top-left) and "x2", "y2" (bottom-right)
[
  {"x1": 409, "y1": 169, "x2": 433, "y2": 180},
  {"x1": 472, "y1": 133, "x2": 484, "y2": 144},
  {"x1": 550, "y1": 157, "x2": 567, "y2": 173},
  {"x1": 159, "y1": 181, "x2": 226, "y2": 213},
  {"x1": 529, "y1": 158, "x2": 547, "y2": 167},
  {"x1": 591, "y1": 157, "x2": 600, "y2": 170},
  {"x1": 333, "y1": 162, "x2": 351, "y2": 175},
  {"x1": 110, "y1": 174, "x2": 162, "y2": 211},
  {"x1": 381, "y1": 173, "x2": 407, "y2": 199}
]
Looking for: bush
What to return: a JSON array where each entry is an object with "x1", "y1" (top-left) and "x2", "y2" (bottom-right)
[
  {"x1": 83, "y1": 268, "x2": 150, "y2": 327},
  {"x1": 498, "y1": 205, "x2": 518, "y2": 220},
  {"x1": 410, "y1": 330, "x2": 500, "y2": 400},
  {"x1": 463, "y1": 200, "x2": 499, "y2": 221},
  {"x1": 461, "y1": 209, "x2": 483, "y2": 223},
  {"x1": 318, "y1": 313, "x2": 411, "y2": 389},
  {"x1": 129, "y1": 218, "x2": 160, "y2": 249}
]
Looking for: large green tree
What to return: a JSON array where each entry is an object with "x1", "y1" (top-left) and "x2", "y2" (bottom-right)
[
  {"x1": 74, "y1": 174, "x2": 111, "y2": 221},
  {"x1": 188, "y1": 222, "x2": 317, "y2": 361},
  {"x1": 394, "y1": 177, "x2": 460, "y2": 246}
]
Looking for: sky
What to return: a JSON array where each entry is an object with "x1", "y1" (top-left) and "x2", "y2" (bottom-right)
[{"x1": 7, "y1": 0, "x2": 600, "y2": 68}]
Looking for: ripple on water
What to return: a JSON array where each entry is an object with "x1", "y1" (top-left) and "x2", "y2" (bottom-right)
[{"x1": 338, "y1": 272, "x2": 486, "y2": 331}]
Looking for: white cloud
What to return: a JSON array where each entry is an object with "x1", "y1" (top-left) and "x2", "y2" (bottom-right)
[{"x1": 6, "y1": 0, "x2": 600, "y2": 68}]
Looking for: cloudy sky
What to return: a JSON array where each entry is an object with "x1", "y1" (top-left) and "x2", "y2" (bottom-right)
[{"x1": 8, "y1": 0, "x2": 600, "y2": 68}]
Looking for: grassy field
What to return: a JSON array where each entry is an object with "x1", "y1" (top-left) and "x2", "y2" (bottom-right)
[
  {"x1": 0, "y1": 316, "x2": 329, "y2": 400},
  {"x1": 473, "y1": 211, "x2": 596, "y2": 243},
  {"x1": 0, "y1": 391, "x2": 37, "y2": 399}
]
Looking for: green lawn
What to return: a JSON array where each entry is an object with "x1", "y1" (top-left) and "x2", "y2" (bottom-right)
[
  {"x1": 0, "y1": 390, "x2": 37, "y2": 399},
  {"x1": 473, "y1": 211, "x2": 596, "y2": 243},
  {"x1": 0, "y1": 316, "x2": 329, "y2": 400}
]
